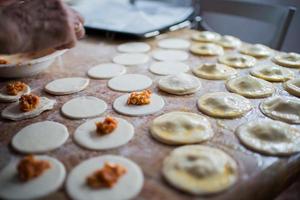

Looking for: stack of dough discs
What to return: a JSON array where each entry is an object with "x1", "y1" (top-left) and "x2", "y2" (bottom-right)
[
  {"x1": 162, "y1": 145, "x2": 238, "y2": 195},
  {"x1": 45, "y1": 77, "x2": 89, "y2": 95},
  {"x1": 250, "y1": 65, "x2": 294, "y2": 82},
  {"x1": 260, "y1": 96, "x2": 300, "y2": 124},
  {"x1": 0, "y1": 155, "x2": 66, "y2": 200},
  {"x1": 239, "y1": 44, "x2": 272, "y2": 58},
  {"x1": 150, "y1": 111, "x2": 214, "y2": 145},
  {"x1": 218, "y1": 54, "x2": 256, "y2": 68},
  {"x1": 74, "y1": 117, "x2": 134, "y2": 150},
  {"x1": 113, "y1": 53, "x2": 149, "y2": 66},
  {"x1": 152, "y1": 49, "x2": 189, "y2": 61},
  {"x1": 12, "y1": 121, "x2": 69, "y2": 153},
  {"x1": 1, "y1": 97, "x2": 55, "y2": 121},
  {"x1": 225, "y1": 75, "x2": 274, "y2": 98},
  {"x1": 284, "y1": 78, "x2": 300, "y2": 97},
  {"x1": 61, "y1": 96, "x2": 107, "y2": 119},
  {"x1": 190, "y1": 43, "x2": 224, "y2": 56},
  {"x1": 87, "y1": 63, "x2": 126, "y2": 79},
  {"x1": 158, "y1": 38, "x2": 190, "y2": 49},
  {"x1": 113, "y1": 93, "x2": 165, "y2": 116},
  {"x1": 272, "y1": 52, "x2": 300, "y2": 68},
  {"x1": 117, "y1": 42, "x2": 150, "y2": 53},
  {"x1": 197, "y1": 92, "x2": 252, "y2": 118},
  {"x1": 149, "y1": 61, "x2": 189, "y2": 76},
  {"x1": 108, "y1": 74, "x2": 152, "y2": 92},
  {"x1": 66, "y1": 155, "x2": 144, "y2": 200},
  {"x1": 216, "y1": 35, "x2": 241, "y2": 49},
  {"x1": 236, "y1": 119, "x2": 300, "y2": 156},
  {"x1": 0, "y1": 84, "x2": 30, "y2": 102},
  {"x1": 192, "y1": 63, "x2": 237, "y2": 80},
  {"x1": 191, "y1": 31, "x2": 221, "y2": 42},
  {"x1": 158, "y1": 73, "x2": 201, "y2": 95}
]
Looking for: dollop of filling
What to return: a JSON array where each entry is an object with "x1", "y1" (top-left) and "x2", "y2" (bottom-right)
[
  {"x1": 95, "y1": 117, "x2": 118, "y2": 135},
  {"x1": 127, "y1": 90, "x2": 151, "y2": 105},
  {"x1": 19, "y1": 94, "x2": 40, "y2": 112},
  {"x1": 6, "y1": 81, "x2": 27, "y2": 96},
  {"x1": 0, "y1": 58, "x2": 8, "y2": 64}
]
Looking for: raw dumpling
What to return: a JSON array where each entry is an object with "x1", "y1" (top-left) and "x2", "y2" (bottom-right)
[
  {"x1": 190, "y1": 43, "x2": 223, "y2": 56},
  {"x1": 272, "y1": 52, "x2": 300, "y2": 68},
  {"x1": 239, "y1": 44, "x2": 272, "y2": 58},
  {"x1": 191, "y1": 31, "x2": 221, "y2": 43},
  {"x1": 192, "y1": 63, "x2": 237, "y2": 80},
  {"x1": 218, "y1": 54, "x2": 256, "y2": 68},
  {"x1": 250, "y1": 65, "x2": 294, "y2": 82},
  {"x1": 216, "y1": 35, "x2": 241, "y2": 49},
  {"x1": 284, "y1": 78, "x2": 300, "y2": 97}
]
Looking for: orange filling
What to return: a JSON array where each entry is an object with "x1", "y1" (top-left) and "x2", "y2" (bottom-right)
[
  {"x1": 19, "y1": 94, "x2": 40, "y2": 112},
  {"x1": 0, "y1": 58, "x2": 8, "y2": 64},
  {"x1": 17, "y1": 155, "x2": 51, "y2": 182},
  {"x1": 127, "y1": 90, "x2": 151, "y2": 105},
  {"x1": 6, "y1": 81, "x2": 27, "y2": 96},
  {"x1": 95, "y1": 117, "x2": 118, "y2": 135},
  {"x1": 86, "y1": 162, "x2": 127, "y2": 189}
]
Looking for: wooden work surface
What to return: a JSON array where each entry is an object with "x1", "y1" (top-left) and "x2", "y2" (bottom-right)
[{"x1": 0, "y1": 29, "x2": 300, "y2": 200}]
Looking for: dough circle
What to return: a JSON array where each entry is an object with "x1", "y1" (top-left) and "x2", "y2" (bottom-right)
[
  {"x1": 1, "y1": 97, "x2": 55, "y2": 121},
  {"x1": 190, "y1": 43, "x2": 224, "y2": 56},
  {"x1": 272, "y1": 52, "x2": 300, "y2": 68},
  {"x1": 236, "y1": 119, "x2": 300, "y2": 156},
  {"x1": 0, "y1": 155, "x2": 66, "y2": 200},
  {"x1": 113, "y1": 53, "x2": 149, "y2": 66},
  {"x1": 240, "y1": 44, "x2": 272, "y2": 58},
  {"x1": 225, "y1": 75, "x2": 274, "y2": 98},
  {"x1": 152, "y1": 49, "x2": 189, "y2": 61},
  {"x1": 158, "y1": 38, "x2": 190, "y2": 49},
  {"x1": 197, "y1": 92, "x2": 252, "y2": 118},
  {"x1": 149, "y1": 61, "x2": 189, "y2": 76},
  {"x1": 87, "y1": 63, "x2": 126, "y2": 79},
  {"x1": 260, "y1": 96, "x2": 300, "y2": 124},
  {"x1": 74, "y1": 117, "x2": 134, "y2": 150},
  {"x1": 12, "y1": 121, "x2": 69, "y2": 153},
  {"x1": 158, "y1": 73, "x2": 201, "y2": 95},
  {"x1": 284, "y1": 78, "x2": 300, "y2": 97},
  {"x1": 45, "y1": 77, "x2": 89, "y2": 95},
  {"x1": 191, "y1": 31, "x2": 221, "y2": 42},
  {"x1": 108, "y1": 74, "x2": 152, "y2": 92},
  {"x1": 162, "y1": 145, "x2": 238, "y2": 195},
  {"x1": 250, "y1": 65, "x2": 294, "y2": 82},
  {"x1": 0, "y1": 84, "x2": 30, "y2": 102},
  {"x1": 192, "y1": 63, "x2": 237, "y2": 80},
  {"x1": 61, "y1": 96, "x2": 107, "y2": 119},
  {"x1": 113, "y1": 93, "x2": 165, "y2": 116},
  {"x1": 150, "y1": 111, "x2": 214, "y2": 145},
  {"x1": 216, "y1": 35, "x2": 241, "y2": 49},
  {"x1": 117, "y1": 42, "x2": 150, "y2": 53},
  {"x1": 218, "y1": 54, "x2": 256, "y2": 68},
  {"x1": 66, "y1": 155, "x2": 144, "y2": 200}
]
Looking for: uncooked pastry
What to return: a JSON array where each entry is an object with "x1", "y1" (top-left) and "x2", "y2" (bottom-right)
[
  {"x1": 108, "y1": 74, "x2": 152, "y2": 92},
  {"x1": 117, "y1": 42, "x2": 150, "y2": 53},
  {"x1": 218, "y1": 54, "x2": 256, "y2": 68},
  {"x1": 240, "y1": 44, "x2": 272, "y2": 58},
  {"x1": 250, "y1": 65, "x2": 294, "y2": 82},
  {"x1": 152, "y1": 49, "x2": 189, "y2": 61},
  {"x1": 272, "y1": 52, "x2": 300, "y2": 68},
  {"x1": 191, "y1": 31, "x2": 221, "y2": 43},
  {"x1": 192, "y1": 63, "x2": 237, "y2": 80},
  {"x1": 113, "y1": 53, "x2": 149, "y2": 66},
  {"x1": 158, "y1": 38, "x2": 190, "y2": 49},
  {"x1": 284, "y1": 78, "x2": 300, "y2": 97},
  {"x1": 45, "y1": 77, "x2": 89, "y2": 95},
  {"x1": 87, "y1": 63, "x2": 126, "y2": 79},
  {"x1": 149, "y1": 61, "x2": 189, "y2": 76},
  {"x1": 216, "y1": 35, "x2": 241, "y2": 49},
  {"x1": 0, "y1": 84, "x2": 31, "y2": 102},
  {"x1": 190, "y1": 43, "x2": 224, "y2": 56}
]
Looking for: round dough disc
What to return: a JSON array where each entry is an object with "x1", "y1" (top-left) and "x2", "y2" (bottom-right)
[
  {"x1": 0, "y1": 155, "x2": 66, "y2": 200},
  {"x1": 113, "y1": 53, "x2": 149, "y2": 66},
  {"x1": 152, "y1": 50, "x2": 189, "y2": 61},
  {"x1": 117, "y1": 42, "x2": 150, "y2": 53},
  {"x1": 61, "y1": 96, "x2": 107, "y2": 119},
  {"x1": 192, "y1": 63, "x2": 237, "y2": 80},
  {"x1": 191, "y1": 31, "x2": 221, "y2": 42},
  {"x1": 113, "y1": 93, "x2": 165, "y2": 116},
  {"x1": 240, "y1": 44, "x2": 272, "y2": 58},
  {"x1": 260, "y1": 96, "x2": 300, "y2": 124},
  {"x1": 162, "y1": 145, "x2": 238, "y2": 195},
  {"x1": 158, "y1": 38, "x2": 190, "y2": 49},
  {"x1": 158, "y1": 73, "x2": 201, "y2": 95},
  {"x1": 225, "y1": 75, "x2": 274, "y2": 98},
  {"x1": 218, "y1": 54, "x2": 256, "y2": 68},
  {"x1": 12, "y1": 121, "x2": 69, "y2": 153},
  {"x1": 250, "y1": 65, "x2": 294, "y2": 82},
  {"x1": 272, "y1": 52, "x2": 300, "y2": 68},
  {"x1": 74, "y1": 117, "x2": 134, "y2": 150},
  {"x1": 197, "y1": 92, "x2": 252, "y2": 118},
  {"x1": 0, "y1": 84, "x2": 31, "y2": 102},
  {"x1": 87, "y1": 63, "x2": 126, "y2": 79},
  {"x1": 149, "y1": 61, "x2": 189, "y2": 76},
  {"x1": 284, "y1": 78, "x2": 300, "y2": 97},
  {"x1": 108, "y1": 74, "x2": 152, "y2": 92},
  {"x1": 216, "y1": 35, "x2": 241, "y2": 49},
  {"x1": 1, "y1": 97, "x2": 55, "y2": 121},
  {"x1": 45, "y1": 77, "x2": 89, "y2": 95},
  {"x1": 190, "y1": 43, "x2": 224, "y2": 56},
  {"x1": 150, "y1": 111, "x2": 214, "y2": 145},
  {"x1": 236, "y1": 119, "x2": 300, "y2": 156},
  {"x1": 66, "y1": 155, "x2": 144, "y2": 200}
]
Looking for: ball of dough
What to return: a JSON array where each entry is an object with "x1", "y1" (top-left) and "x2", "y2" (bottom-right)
[
  {"x1": 191, "y1": 31, "x2": 221, "y2": 43},
  {"x1": 218, "y1": 54, "x2": 256, "y2": 68},
  {"x1": 239, "y1": 44, "x2": 272, "y2": 58},
  {"x1": 272, "y1": 52, "x2": 300, "y2": 68},
  {"x1": 192, "y1": 63, "x2": 237, "y2": 80},
  {"x1": 216, "y1": 35, "x2": 241, "y2": 49},
  {"x1": 284, "y1": 78, "x2": 300, "y2": 97},
  {"x1": 250, "y1": 65, "x2": 294, "y2": 82}
]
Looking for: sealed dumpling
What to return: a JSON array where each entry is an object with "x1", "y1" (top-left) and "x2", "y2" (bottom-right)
[
  {"x1": 272, "y1": 52, "x2": 300, "y2": 68},
  {"x1": 239, "y1": 44, "x2": 272, "y2": 58},
  {"x1": 190, "y1": 43, "x2": 223, "y2": 56},
  {"x1": 192, "y1": 63, "x2": 237, "y2": 80},
  {"x1": 218, "y1": 54, "x2": 256, "y2": 68},
  {"x1": 191, "y1": 31, "x2": 221, "y2": 42},
  {"x1": 216, "y1": 35, "x2": 241, "y2": 49},
  {"x1": 284, "y1": 78, "x2": 300, "y2": 97},
  {"x1": 250, "y1": 65, "x2": 294, "y2": 82}
]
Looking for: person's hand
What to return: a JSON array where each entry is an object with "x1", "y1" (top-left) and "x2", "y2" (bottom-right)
[{"x1": 0, "y1": 0, "x2": 85, "y2": 54}]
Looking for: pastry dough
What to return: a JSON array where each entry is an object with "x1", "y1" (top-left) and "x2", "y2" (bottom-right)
[
  {"x1": 87, "y1": 63, "x2": 126, "y2": 79},
  {"x1": 108, "y1": 74, "x2": 152, "y2": 92},
  {"x1": 225, "y1": 75, "x2": 274, "y2": 98},
  {"x1": 149, "y1": 61, "x2": 189, "y2": 76},
  {"x1": 236, "y1": 119, "x2": 300, "y2": 156},
  {"x1": 117, "y1": 42, "x2": 150, "y2": 53},
  {"x1": 162, "y1": 145, "x2": 238, "y2": 195},
  {"x1": 150, "y1": 111, "x2": 214, "y2": 145},
  {"x1": 197, "y1": 92, "x2": 252, "y2": 118},
  {"x1": 250, "y1": 65, "x2": 294, "y2": 82},
  {"x1": 272, "y1": 52, "x2": 300, "y2": 68},
  {"x1": 284, "y1": 78, "x2": 300, "y2": 97},
  {"x1": 158, "y1": 38, "x2": 190, "y2": 49},
  {"x1": 152, "y1": 49, "x2": 189, "y2": 61},
  {"x1": 191, "y1": 31, "x2": 221, "y2": 43},
  {"x1": 240, "y1": 44, "x2": 272, "y2": 58},
  {"x1": 192, "y1": 63, "x2": 237, "y2": 80},
  {"x1": 218, "y1": 54, "x2": 256, "y2": 68},
  {"x1": 216, "y1": 35, "x2": 241, "y2": 49},
  {"x1": 190, "y1": 43, "x2": 224, "y2": 56},
  {"x1": 260, "y1": 96, "x2": 300, "y2": 124},
  {"x1": 0, "y1": 84, "x2": 30, "y2": 102},
  {"x1": 45, "y1": 77, "x2": 89, "y2": 95},
  {"x1": 158, "y1": 73, "x2": 201, "y2": 95},
  {"x1": 113, "y1": 53, "x2": 149, "y2": 66}
]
